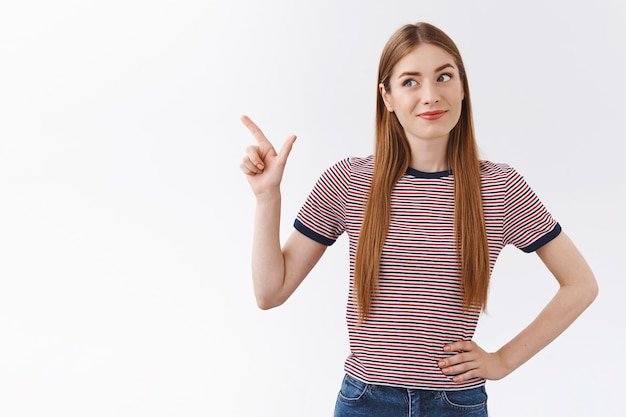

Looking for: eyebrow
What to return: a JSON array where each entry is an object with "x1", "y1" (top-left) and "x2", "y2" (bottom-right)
[{"x1": 397, "y1": 63, "x2": 455, "y2": 78}]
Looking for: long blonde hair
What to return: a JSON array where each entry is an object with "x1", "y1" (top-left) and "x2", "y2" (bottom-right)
[{"x1": 354, "y1": 22, "x2": 490, "y2": 319}]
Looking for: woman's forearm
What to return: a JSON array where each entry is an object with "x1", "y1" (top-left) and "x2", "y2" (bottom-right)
[
  {"x1": 251, "y1": 191, "x2": 287, "y2": 309},
  {"x1": 496, "y1": 278, "x2": 598, "y2": 375},
  {"x1": 439, "y1": 233, "x2": 598, "y2": 382}
]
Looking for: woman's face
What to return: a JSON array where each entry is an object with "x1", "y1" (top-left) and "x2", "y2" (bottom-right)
[{"x1": 380, "y1": 43, "x2": 464, "y2": 144}]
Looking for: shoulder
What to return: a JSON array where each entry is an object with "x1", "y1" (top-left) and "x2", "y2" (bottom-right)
[
  {"x1": 479, "y1": 160, "x2": 530, "y2": 197},
  {"x1": 325, "y1": 155, "x2": 373, "y2": 177},
  {"x1": 346, "y1": 155, "x2": 374, "y2": 171},
  {"x1": 479, "y1": 160, "x2": 513, "y2": 178},
  {"x1": 479, "y1": 160, "x2": 525, "y2": 184},
  {"x1": 313, "y1": 155, "x2": 373, "y2": 192}
]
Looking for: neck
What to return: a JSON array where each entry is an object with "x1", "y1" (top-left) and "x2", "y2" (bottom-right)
[{"x1": 407, "y1": 136, "x2": 449, "y2": 172}]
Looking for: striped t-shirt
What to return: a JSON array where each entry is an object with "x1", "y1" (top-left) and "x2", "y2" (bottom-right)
[{"x1": 294, "y1": 155, "x2": 560, "y2": 390}]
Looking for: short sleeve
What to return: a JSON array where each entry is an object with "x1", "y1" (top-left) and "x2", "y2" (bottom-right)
[
  {"x1": 294, "y1": 158, "x2": 351, "y2": 246},
  {"x1": 502, "y1": 167, "x2": 561, "y2": 253}
]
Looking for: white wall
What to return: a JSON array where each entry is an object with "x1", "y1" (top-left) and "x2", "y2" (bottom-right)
[{"x1": 0, "y1": 0, "x2": 624, "y2": 416}]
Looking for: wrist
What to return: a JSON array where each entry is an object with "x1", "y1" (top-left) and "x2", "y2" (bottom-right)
[
  {"x1": 255, "y1": 189, "x2": 281, "y2": 204},
  {"x1": 493, "y1": 348, "x2": 517, "y2": 378}
]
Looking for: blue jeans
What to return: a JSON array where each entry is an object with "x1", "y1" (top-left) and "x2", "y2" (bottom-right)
[{"x1": 334, "y1": 374, "x2": 488, "y2": 417}]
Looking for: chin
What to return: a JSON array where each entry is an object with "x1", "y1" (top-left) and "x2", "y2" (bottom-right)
[{"x1": 407, "y1": 129, "x2": 453, "y2": 142}]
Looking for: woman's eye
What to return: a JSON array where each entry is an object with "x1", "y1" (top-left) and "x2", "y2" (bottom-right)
[
  {"x1": 403, "y1": 79, "x2": 418, "y2": 87},
  {"x1": 437, "y1": 73, "x2": 452, "y2": 82}
]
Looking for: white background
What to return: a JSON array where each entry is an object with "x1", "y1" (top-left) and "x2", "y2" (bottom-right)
[{"x1": 1, "y1": 0, "x2": 624, "y2": 416}]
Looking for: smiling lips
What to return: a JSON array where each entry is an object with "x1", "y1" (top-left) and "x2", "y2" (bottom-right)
[{"x1": 418, "y1": 110, "x2": 446, "y2": 120}]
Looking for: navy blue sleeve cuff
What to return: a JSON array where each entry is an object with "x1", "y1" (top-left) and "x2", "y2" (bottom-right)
[
  {"x1": 294, "y1": 219, "x2": 336, "y2": 246},
  {"x1": 520, "y1": 222, "x2": 562, "y2": 253}
]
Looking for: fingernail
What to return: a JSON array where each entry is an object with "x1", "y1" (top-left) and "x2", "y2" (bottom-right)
[
  {"x1": 443, "y1": 345, "x2": 450, "y2": 352},
  {"x1": 257, "y1": 163, "x2": 264, "y2": 169},
  {"x1": 438, "y1": 361, "x2": 445, "y2": 367}
]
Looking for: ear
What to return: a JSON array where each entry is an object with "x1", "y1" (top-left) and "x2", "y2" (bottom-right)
[{"x1": 379, "y1": 83, "x2": 394, "y2": 112}]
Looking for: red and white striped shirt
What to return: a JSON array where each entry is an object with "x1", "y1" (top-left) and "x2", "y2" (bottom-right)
[{"x1": 294, "y1": 156, "x2": 560, "y2": 390}]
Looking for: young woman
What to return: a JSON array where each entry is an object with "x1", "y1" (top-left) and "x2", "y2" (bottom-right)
[{"x1": 239, "y1": 22, "x2": 597, "y2": 416}]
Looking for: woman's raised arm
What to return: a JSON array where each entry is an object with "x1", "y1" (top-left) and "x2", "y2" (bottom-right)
[{"x1": 240, "y1": 116, "x2": 327, "y2": 309}]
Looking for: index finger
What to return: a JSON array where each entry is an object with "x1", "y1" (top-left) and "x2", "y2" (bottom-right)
[
  {"x1": 443, "y1": 340, "x2": 474, "y2": 353},
  {"x1": 241, "y1": 115, "x2": 271, "y2": 146}
]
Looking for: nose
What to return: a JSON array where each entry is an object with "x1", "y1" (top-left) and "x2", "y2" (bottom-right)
[{"x1": 421, "y1": 81, "x2": 440, "y2": 105}]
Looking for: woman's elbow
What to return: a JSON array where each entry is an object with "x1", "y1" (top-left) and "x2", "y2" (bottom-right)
[
  {"x1": 255, "y1": 294, "x2": 286, "y2": 310},
  {"x1": 585, "y1": 275, "x2": 599, "y2": 304},
  {"x1": 575, "y1": 272, "x2": 599, "y2": 308}
]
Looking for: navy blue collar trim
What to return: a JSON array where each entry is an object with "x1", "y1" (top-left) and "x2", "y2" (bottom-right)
[{"x1": 406, "y1": 167, "x2": 452, "y2": 179}]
